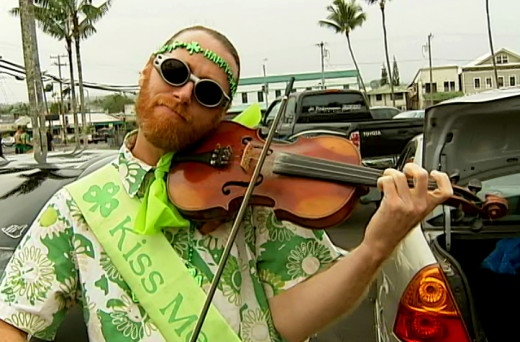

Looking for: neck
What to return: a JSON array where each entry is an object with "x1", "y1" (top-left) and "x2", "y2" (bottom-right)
[{"x1": 133, "y1": 130, "x2": 166, "y2": 166}]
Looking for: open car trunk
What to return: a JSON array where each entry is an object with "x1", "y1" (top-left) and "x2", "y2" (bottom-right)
[
  {"x1": 419, "y1": 89, "x2": 520, "y2": 342},
  {"x1": 431, "y1": 231, "x2": 520, "y2": 342}
]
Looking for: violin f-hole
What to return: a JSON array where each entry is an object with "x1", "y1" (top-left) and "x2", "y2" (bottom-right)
[{"x1": 222, "y1": 174, "x2": 264, "y2": 195}]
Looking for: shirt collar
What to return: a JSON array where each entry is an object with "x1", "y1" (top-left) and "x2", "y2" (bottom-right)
[{"x1": 113, "y1": 130, "x2": 154, "y2": 198}]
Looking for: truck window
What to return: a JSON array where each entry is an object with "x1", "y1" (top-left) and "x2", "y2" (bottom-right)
[
  {"x1": 297, "y1": 93, "x2": 368, "y2": 123},
  {"x1": 265, "y1": 97, "x2": 297, "y2": 127}
]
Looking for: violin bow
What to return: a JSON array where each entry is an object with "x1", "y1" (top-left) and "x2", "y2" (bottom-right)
[{"x1": 189, "y1": 78, "x2": 296, "y2": 342}]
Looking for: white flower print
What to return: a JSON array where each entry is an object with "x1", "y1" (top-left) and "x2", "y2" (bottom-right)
[
  {"x1": 37, "y1": 206, "x2": 67, "y2": 239},
  {"x1": 241, "y1": 308, "x2": 275, "y2": 342},
  {"x1": 55, "y1": 276, "x2": 77, "y2": 309},
  {"x1": 8, "y1": 246, "x2": 54, "y2": 305},
  {"x1": 5, "y1": 312, "x2": 47, "y2": 334},
  {"x1": 109, "y1": 294, "x2": 156, "y2": 340},
  {"x1": 100, "y1": 252, "x2": 124, "y2": 283},
  {"x1": 287, "y1": 241, "x2": 334, "y2": 278},
  {"x1": 119, "y1": 161, "x2": 142, "y2": 193}
]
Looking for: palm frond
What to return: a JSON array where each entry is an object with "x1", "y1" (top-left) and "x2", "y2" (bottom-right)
[
  {"x1": 319, "y1": 0, "x2": 367, "y2": 34},
  {"x1": 318, "y1": 19, "x2": 343, "y2": 34}
]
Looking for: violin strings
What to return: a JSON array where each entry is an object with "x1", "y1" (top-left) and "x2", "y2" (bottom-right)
[
  {"x1": 274, "y1": 152, "x2": 437, "y2": 189},
  {"x1": 274, "y1": 160, "x2": 380, "y2": 186},
  {"x1": 213, "y1": 147, "x2": 437, "y2": 189}
]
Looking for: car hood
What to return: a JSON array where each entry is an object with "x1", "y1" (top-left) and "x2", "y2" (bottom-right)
[{"x1": 423, "y1": 88, "x2": 520, "y2": 185}]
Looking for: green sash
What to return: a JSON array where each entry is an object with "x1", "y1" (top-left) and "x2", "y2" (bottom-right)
[{"x1": 66, "y1": 164, "x2": 241, "y2": 342}]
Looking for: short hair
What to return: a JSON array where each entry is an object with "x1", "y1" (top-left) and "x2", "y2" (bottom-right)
[{"x1": 165, "y1": 25, "x2": 241, "y2": 83}]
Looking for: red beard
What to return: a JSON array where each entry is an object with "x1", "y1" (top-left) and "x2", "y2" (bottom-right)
[{"x1": 136, "y1": 79, "x2": 221, "y2": 152}]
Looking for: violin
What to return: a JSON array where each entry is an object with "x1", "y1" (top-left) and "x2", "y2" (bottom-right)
[{"x1": 167, "y1": 121, "x2": 508, "y2": 229}]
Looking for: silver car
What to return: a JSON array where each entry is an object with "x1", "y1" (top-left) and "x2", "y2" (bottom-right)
[{"x1": 375, "y1": 88, "x2": 520, "y2": 342}]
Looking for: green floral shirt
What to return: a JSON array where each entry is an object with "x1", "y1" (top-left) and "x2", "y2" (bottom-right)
[{"x1": 0, "y1": 133, "x2": 341, "y2": 342}]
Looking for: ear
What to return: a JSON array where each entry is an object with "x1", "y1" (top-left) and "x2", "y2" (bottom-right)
[{"x1": 139, "y1": 61, "x2": 153, "y2": 87}]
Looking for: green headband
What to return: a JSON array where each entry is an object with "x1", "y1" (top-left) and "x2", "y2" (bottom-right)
[{"x1": 154, "y1": 41, "x2": 237, "y2": 97}]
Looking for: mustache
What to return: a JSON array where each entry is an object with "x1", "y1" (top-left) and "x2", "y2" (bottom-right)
[{"x1": 150, "y1": 94, "x2": 192, "y2": 122}]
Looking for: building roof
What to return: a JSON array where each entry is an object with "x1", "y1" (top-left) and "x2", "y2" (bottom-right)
[
  {"x1": 464, "y1": 48, "x2": 520, "y2": 67},
  {"x1": 368, "y1": 84, "x2": 410, "y2": 95},
  {"x1": 238, "y1": 70, "x2": 358, "y2": 86},
  {"x1": 409, "y1": 65, "x2": 460, "y2": 86}
]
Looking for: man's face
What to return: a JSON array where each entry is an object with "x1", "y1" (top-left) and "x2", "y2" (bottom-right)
[{"x1": 136, "y1": 30, "x2": 238, "y2": 152}]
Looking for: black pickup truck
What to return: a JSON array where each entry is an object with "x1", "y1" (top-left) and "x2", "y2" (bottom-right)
[{"x1": 262, "y1": 89, "x2": 424, "y2": 168}]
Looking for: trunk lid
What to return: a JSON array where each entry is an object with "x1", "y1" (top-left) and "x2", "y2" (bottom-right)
[{"x1": 423, "y1": 88, "x2": 520, "y2": 230}]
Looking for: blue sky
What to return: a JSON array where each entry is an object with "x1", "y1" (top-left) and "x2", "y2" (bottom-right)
[{"x1": 1, "y1": 0, "x2": 519, "y2": 103}]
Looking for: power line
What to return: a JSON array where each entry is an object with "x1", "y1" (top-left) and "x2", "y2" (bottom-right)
[{"x1": 0, "y1": 57, "x2": 139, "y2": 93}]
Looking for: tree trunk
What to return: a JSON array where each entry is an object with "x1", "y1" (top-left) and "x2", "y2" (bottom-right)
[
  {"x1": 380, "y1": 1, "x2": 395, "y2": 106},
  {"x1": 486, "y1": 0, "x2": 499, "y2": 88},
  {"x1": 19, "y1": 0, "x2": 47, "y2": 163},
  {"x1": 66, "y1": 38, "x2": 81, "y2": 149},
  {"x1": 73, "y1": 17, "x2": 88, "y2": 149},
  {"x1": 346, "y1": 32, "x2": 369, "y2": 105}
]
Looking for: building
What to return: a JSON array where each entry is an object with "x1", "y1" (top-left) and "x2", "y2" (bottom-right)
[
  {"x1": 461, "y1": 48, "x2": 520, "y2": 94},
  {"x1": 367, "y1": 85, "x2": 409, "y2": 110},
  {"x1": 408, "y1": 65, "x2": 461, "y2": 109},
  {"x1": 229, "y1": 69, "x2": 359, "y2": 113}
]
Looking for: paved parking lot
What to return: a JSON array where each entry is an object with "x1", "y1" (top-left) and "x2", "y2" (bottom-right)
[{"x1": 313, "y1": 200, "x2": 378, "y2": 342}]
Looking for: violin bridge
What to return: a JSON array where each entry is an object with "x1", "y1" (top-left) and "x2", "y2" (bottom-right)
[{"x1": 240, "y1": 142, "x2": 255, "y2": 172}]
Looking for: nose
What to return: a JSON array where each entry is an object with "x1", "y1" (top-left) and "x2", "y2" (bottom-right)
[{"x1": 172, "y1": 80, "x2": 194, "y2": 104}]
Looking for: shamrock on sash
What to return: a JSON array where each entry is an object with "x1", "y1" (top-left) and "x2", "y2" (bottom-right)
[{"x1": 83, "y1": 183, "x2": 120, "y2": 218}]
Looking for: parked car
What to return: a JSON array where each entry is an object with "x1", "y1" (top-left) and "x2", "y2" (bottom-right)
[
  {"x1": 369, "y1": 106, "x2": 401, "y2": 119},
  {"x1": 392, "y1": 109, "x2": 425, "y2": 119},
  {"x1": 1, "y1": 136, "x2": 15, "y2": 147},
  {"x1": 0, "y1": 149, "x2": 117, "y2": 342},
  {"x1": 374, "y1": 88, "x2": 520, "y2": 342}
]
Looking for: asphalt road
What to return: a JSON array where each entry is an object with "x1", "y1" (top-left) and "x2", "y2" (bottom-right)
[{"x1": 313, "y1": 199, "x2": 379, "y2": 342}]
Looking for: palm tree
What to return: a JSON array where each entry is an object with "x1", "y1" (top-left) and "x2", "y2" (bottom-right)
[
  {"x1": 365, "y1": 0, "x2": 395, "y2": 106},
  {"x1": 319, "y1": 0, "x2": 369, "y2": 102},
  {"x1": 12, "y1": 0, "x2": 113, "y2": 150},
  {"x1": 11, "y1": 0, "x2": 81, "y2": 149},
  {"x1": 69, "y1": 0, "x2": 112, "y2": 148},
  {"x1": 14, "y1": 0, "x2": 49, "y2": 162},
  {"x1": 486, "y1": 0, "x2": 499, "y2": 88}
]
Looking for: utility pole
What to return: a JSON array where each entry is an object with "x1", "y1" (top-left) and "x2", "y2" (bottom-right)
[
  {"x1": 486, "y1": 0, "x2": 499, "y2": 88},
  {"x1": 262, "y1": 58, "x2": 269, "y2": 110},
  {"x1": 317, "y1": 42, "x2": 326, "y2": 89},
  {"x1": 427, "y1": 33, "x2": 434, "y2": 107},
  {"x1": 51, "y1": 54, "x2": 68, "y2": 144},
  {"x1": 19, "y1": 0, "x2": 47, "y2": 163}
]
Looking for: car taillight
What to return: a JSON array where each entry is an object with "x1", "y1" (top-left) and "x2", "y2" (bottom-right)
[
  {"x1": 349, "y1": 131, "x2": 360, "y2": 149},
  {"x1": 394, "y1": 264, "x2": 470, "y2": 342}
]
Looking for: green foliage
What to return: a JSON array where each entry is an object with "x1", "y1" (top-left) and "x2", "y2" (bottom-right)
[
  {"x1": 319, "y1": 0, "x2": 367, "y2": 35},
  {"x1": 6, "y1": 103, "x2": 30, "y2": 116},
  {"x1": 392, "y1": 56, "x2": 400, "y2": 86},
  {"x1": 423, "y1": 91, "x2": 463, "y2": 102},
  {"x1": 381, "y1": 64, "x2": 388, "y2": 86},
  {"x1": 94, "y1": 94, "x2": 135, "y2": 114},
  {"x1": 49, "y1": 102, "x2": 61, "y2": 115}
]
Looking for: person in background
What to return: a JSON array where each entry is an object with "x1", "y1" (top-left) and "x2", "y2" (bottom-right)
[
  {"x1": 47, "y1": 130, "x2": 53, "y2": 151},
  {"x1": 19, "y1": 127, "x2": 32, "y2": 153},
  {"x1": 13, "y1": 126, "x2": 22, "y2": 154}
]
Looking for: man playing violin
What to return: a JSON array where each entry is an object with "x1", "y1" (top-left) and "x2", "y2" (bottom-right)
[{"x1": 0, "y1": 25, "x2": 452, "y2": 342}]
